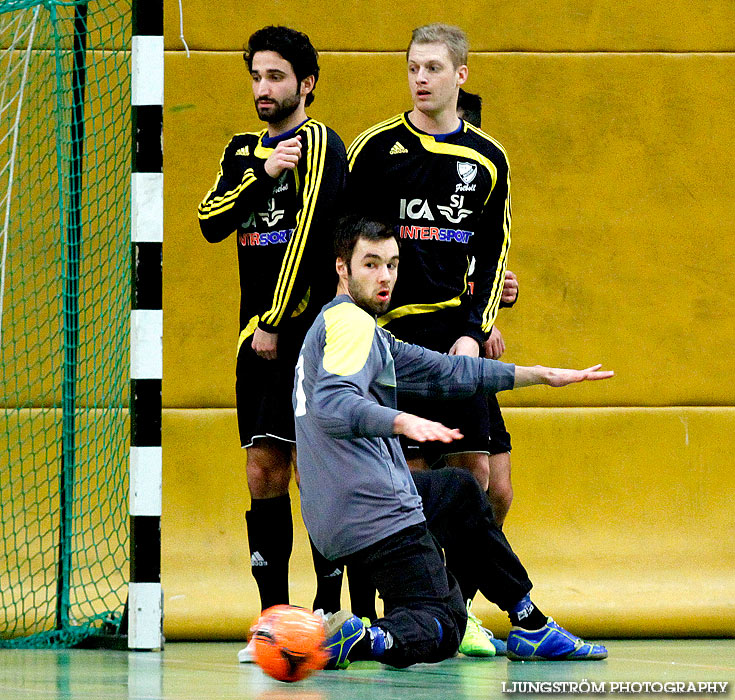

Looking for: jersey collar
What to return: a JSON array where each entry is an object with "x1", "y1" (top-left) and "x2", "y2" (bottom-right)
[
  {"x1": 402, "y1": 112, "x2": 466, "y2": 142},
  {"x1": 261, "y1": 118, "x2": 311, "y2": 148}
]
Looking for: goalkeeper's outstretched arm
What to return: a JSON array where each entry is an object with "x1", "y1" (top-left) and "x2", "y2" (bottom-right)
[
  {"x1": 513, "y1": 363, "x2": 614, "y2": 388},
  {"x1": 393, "y1": 363, "x2": 614, "y2": 443}
]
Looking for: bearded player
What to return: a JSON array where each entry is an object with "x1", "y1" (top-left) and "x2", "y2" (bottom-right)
[{"x1": 197, "y1": 26, "x2": 347, "y2": 659}]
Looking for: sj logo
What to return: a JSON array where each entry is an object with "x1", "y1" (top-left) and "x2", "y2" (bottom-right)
[
  {"x1": 437, "y1": 195, "x2": 472, "y2": 224},
  {"x1": 258, "y1": 198, "x2": 285, "y2": 227}
]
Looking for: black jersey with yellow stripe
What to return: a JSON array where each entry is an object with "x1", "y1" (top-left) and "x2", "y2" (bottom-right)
[
  {"x1": 198, "y1": 118, "x2": 347, "y2": 339},
  {"x1": 346, "y1": 112, "x2": 511, "y2": 348}
]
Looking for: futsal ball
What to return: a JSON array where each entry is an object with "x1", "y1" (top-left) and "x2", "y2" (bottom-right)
[{"x1": 252, "y1": 605, "x2": 328, "y2": 683}]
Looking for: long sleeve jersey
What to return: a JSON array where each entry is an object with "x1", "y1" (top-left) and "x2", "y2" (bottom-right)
[
  {"x1": 198, "y1": 119, "x2": 347, "y2": 342},
  {"x1": 346, "y1": 113, "x2": 511, "y2": 348},
  {"x1": 294, "y1": 295, "x2": 516, "y2": 560}
]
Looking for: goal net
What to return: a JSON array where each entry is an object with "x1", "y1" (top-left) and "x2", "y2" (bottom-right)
[{"x1": 0, "y1": 0, "x2": 131, "y2": 648}]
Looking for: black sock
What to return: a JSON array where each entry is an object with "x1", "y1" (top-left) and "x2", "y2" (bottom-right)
[
  {"x1": 507, "y1": 593, "x2": 548, "y2": 630},
  {"x1": 246, "y1": 494, "x2": 292, "y2": 610},
  {"x1": 310, "y1": 538, "x2": 343, "y2": 614}
]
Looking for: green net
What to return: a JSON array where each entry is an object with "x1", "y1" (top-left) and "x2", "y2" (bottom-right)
[{"x1": 0, "y1": 0, "x2": 130, "y2": 648}]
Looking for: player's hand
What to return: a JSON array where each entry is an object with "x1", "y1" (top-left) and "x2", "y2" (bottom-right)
[
  {"x1": 514, "y1": 363, "x2": 614, "y2": 388},
  {"x1": 448, "y1": 335, "x2": 480, "y2": 357},
  {"x1": 542, "y1": 364, "x2": 614, "y2": 387},
  {"x1": 502, "y1": 270, "x2": 518, "y2": 304},
  {"x1": 252, "y1": 328, "x2": 278, "y2": 360},
  {"x1": 484, "y1": 326, "x2": 505, "y2": 359},
  {"x1": 393, "y1": 412, "x2": 463, "y2": 444},
  {"x1": 264, "y1": 135, "x2": 302, "y2": 178}
]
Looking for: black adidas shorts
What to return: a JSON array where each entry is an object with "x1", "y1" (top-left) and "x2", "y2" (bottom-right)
[
  {"x1": 235, "y1": 326, "x2": 305, "y2": 448},
  {"x1": 486, "y1": 392, "x2": 512, "y2": 455}
]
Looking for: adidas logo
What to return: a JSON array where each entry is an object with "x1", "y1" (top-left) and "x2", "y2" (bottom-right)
[
  {"x1": 235, "y1": 145, "x2": 250, "y2": 157},
  {"x1": 389, "y1": 141, "x2": 408, "y2": 155},
  {"x1": 250, "y1": 552, "x2": 267, "y2": 567}
]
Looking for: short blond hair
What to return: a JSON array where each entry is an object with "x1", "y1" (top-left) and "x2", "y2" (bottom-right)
[{"x1": 407, "y1": 23, "x2": 469, "y2": 69}]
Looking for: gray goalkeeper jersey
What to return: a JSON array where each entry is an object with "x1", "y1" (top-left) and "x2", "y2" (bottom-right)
[{"x1": 294, "y1": 295, "x2": 515, "y2": 561}]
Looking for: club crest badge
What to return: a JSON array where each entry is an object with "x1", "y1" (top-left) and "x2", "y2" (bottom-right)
[{"x1": 457, "y1": 161, "x2": 478, "y2": 185}]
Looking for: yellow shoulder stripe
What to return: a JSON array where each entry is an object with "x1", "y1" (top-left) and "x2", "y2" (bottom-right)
[
  {"x1": 323, "y1": 302, "x2": 376, "y2": 376},
  {"x1": 347, "y1": 114, "x2": 403, "y2": 170},
  {"x1": 252, "y1": 127, "x2": 276, "y2": 159},
  {"x1": 400, "y1": 115, "x2": 498, "y2": 192},
  {"x1": 261, "y1": 121, "x2": 327, "y2": 327}
]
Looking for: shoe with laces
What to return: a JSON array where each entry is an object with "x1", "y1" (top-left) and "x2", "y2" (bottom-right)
[
  {"x1": 458, "y1": 599, "x2": 496, "y2": 657},
  {"x1": 323, "y1": 610, "x2": 366, "y2": 669},
  {"x1": 507, "y1": 618, "x2": 608, "y2": 661},
  {"x1": 312, "y1": 608, "x2": 333, "y2": 623}
]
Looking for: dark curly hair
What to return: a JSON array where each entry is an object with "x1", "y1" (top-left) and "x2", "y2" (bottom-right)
[{"x1": 244, "y1": 26, "x2": 319, "y2": 106}]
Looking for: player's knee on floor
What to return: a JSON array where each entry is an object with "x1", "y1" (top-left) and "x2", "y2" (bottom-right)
[
  {"x1": 378, "y1": 603, "x2": 465, "y2": 667},
  {"x1": 451, "y1": 466, "x2": 489, "y2": 507}
]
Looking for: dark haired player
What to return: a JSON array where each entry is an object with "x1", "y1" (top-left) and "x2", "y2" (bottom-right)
[
  {"x1": 197, "y1": 26, "x2": 347, "y2": 660},
  {"x1": 296, "y1": 216, "x2": 611, "y2": 668}
]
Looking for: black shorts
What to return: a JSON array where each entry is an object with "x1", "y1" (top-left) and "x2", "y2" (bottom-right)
[
  {"x1": 486, "y1": 392, "x2": 512, "y2": 455},
  {"x1": 400, "y1": 394, "x2": 511, "y2": 465},
  {"x1": 399, "y1": 391, "x2": 491, "y2": 466},
  {"x1": 235, "y1": 326, "x2": 305, "y2": 448}
]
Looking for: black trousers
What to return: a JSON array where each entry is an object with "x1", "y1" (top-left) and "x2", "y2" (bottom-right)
[
  {"x1": 343, "y1": 522, "x2": 466, "y2": 668},
  {"x1": 414, "y1": 467, "x2": 533, "y2": 612},
  {"x1": 347, "y1": 468, "x2": 533, "y2": 625}
]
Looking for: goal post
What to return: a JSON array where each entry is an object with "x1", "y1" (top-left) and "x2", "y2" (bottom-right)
[
  {"x1": 128, "y1": 0, "x2": 163, "y2": 651},
  {"x1": 0, "y1": 0, "x2": 163, "y2": 650}
]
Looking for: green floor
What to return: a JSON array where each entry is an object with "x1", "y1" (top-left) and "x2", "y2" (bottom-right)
[{"x1": 1, "y1": 641, "x2": 733, "y2": 699}]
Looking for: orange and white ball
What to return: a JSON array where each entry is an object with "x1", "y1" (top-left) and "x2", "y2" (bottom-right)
[{"x1": 252, "y1": 605, "x2": 328, "y2": 682}]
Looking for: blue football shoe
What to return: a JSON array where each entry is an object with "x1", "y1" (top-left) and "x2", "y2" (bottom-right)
[
  {"x1": 323, "y1": 610, "x2": 366, "y2": 669},
  {"x1": 507, "y1": 618, "x2": 607, "y2": 661},
  {"x1": 483, "y1": 626, "x2": 507, "y2": 656}
]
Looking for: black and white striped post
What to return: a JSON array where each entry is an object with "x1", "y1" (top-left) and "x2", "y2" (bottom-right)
[{"x1": 129, "y1": 0, "x2": 163, "y2": 651}]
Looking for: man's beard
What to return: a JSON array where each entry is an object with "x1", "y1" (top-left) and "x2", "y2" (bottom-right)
[
  {"x1": 348, "y1": 278, "x2": 390, "y2": 316},
  {"x1": 255, "y1": 91, "x2": 301, "y2": 124}
]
